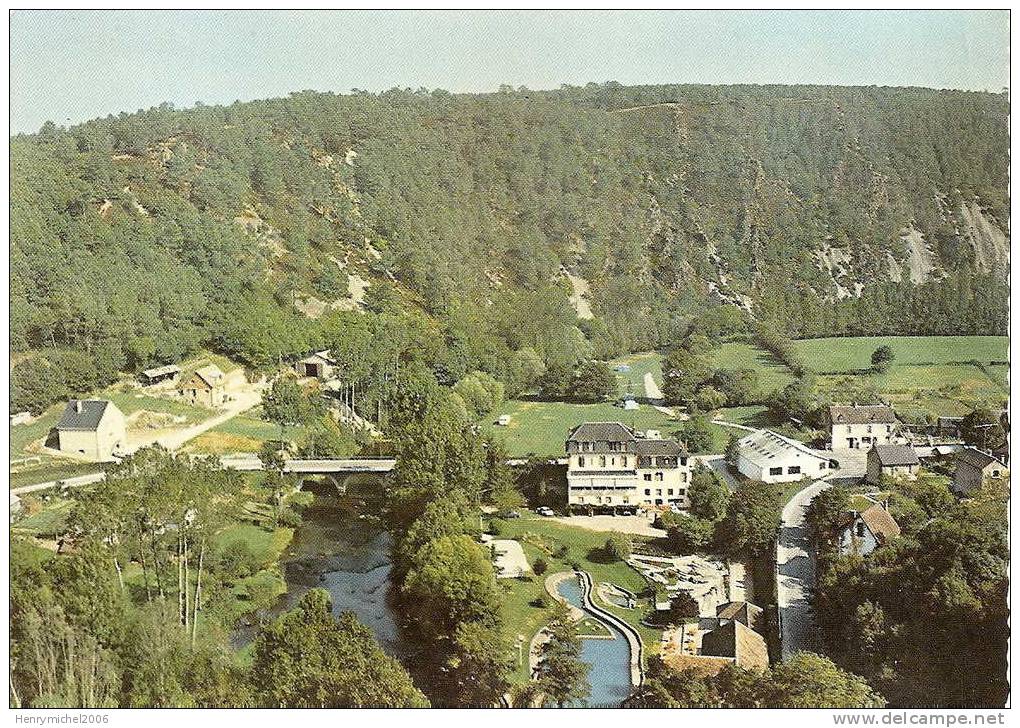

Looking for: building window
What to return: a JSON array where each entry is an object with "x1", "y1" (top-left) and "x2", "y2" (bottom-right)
[
  {"x1": 668, "y1": 489, "x2": 674, "y2": 496},
  {"x1": 578, "y1": 456, "x2": 585, "y2": 468},
  {"x1": 643, "y1": 474, "x2": 652, "y2": 481},
  {"x1": 680, "y1": 457, "x2": 688, "y2": 466},
  {"x1": 599, "y1": 456, "x2": 606, "y2": 467},
  {"x1": 867, "y1": 425, "x2": 873, "y2": 433},
  {"x1": 610, "y1": 457, "x2": 616, "y2": 466},
  {"x1": 886, "y1": 425, "x2": 892, "y2": 433},
  {"x1": 820, "y1": 462, "x2": 827, "y2": 470},
  {"x1": 655, "y1": 489, "x2": 662, "y2": 496},
  {"x1": 856, "y1": 522, "x2": 866, "y2": 538},
  {"x1": 769, "y1": 467, "x2": 783, "y2": 476},
  {"x1": 655, "y1": 472, "x2": 664, "y2": 481},
  {"x1": 788, "y1": 466, "x2": 801, "y2": 475},
  {"x1": 644, "y1": 489, "x2": 651, "y2": 496}
]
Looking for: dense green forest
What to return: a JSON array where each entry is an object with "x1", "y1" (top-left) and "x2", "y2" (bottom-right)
[{"x1": 11, "y1": 83, "x2": 1009, "y2": 412}]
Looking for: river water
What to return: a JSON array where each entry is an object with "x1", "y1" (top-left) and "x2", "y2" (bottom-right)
[
  {"x1": 556, "y1": 578, "x2": 633, "y2": 707},
  {"x1": 232, "y1": 480, "x2": 403, "y2": 656}
]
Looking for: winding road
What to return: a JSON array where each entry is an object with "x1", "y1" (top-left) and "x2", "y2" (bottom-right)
[{"x1": 777, "y1": 479, "x2": 830, "y2": 659}]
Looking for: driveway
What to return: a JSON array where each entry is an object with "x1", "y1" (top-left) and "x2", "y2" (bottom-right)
[
  {"x1": 777, "y1": 479, "x2": 830, "y2": 660},
  {"x1": 546, "y1": 514, "x2": 666, "y2": 538},
  {"x1": 129, "y1": 387, "x2": 264, "y2": 453}
]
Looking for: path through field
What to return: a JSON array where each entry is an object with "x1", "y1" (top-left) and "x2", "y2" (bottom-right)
[{"x1": 642, "y1": 372, "x2": 664, "y2": 401}]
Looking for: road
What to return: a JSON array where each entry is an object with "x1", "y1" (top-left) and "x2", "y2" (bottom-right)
[
  {"x1": 130, "y1": 387, "x2": 264, "y2": 452},
  {"x1": 643, "y1": 372, "x2": 664, "y2": 401},
  {"x1": 777, "y1": 479, "x2": 830, "y2": 660}
]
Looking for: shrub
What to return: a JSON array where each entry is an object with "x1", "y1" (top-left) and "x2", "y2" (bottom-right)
[
  {"x1": 533, "y1": 557, "x2": 548, "y2": 576},
  {"x1": 602, "y1": 533, "x2": 632, "y2": 562}
]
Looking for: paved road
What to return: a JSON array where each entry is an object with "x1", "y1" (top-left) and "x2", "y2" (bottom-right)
[{"x1": 777, "y1": 479, "x2": 830, "y2": 660}]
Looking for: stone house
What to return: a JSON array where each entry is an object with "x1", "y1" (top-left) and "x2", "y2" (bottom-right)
[
  {"x1": 952, "y1": 448, "x2": 1009, "y2": 497},
  {"x1": 294, "y1": 350, "x2": 336, "y2": 380},
  {"x1": 180, "y1": 364, "x2": 226, "y2": 407},
  {"x1": 866, "y1": 444, "x2": 920, "y2": 484},
  {"x1": 54, "y1": 399, "x2": 126, "y2": 462},
  {"x1": 829, "y1": 404, "x2": 899, "y2": 450}
]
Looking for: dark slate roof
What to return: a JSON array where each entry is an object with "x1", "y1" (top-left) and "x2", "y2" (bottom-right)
[
  {"x1": 55, "y1": 400, "x2": 110, "y2": 431},
  {"x1": 872, "y1": 444, "x2": 920, "y2": 467},
  {"x1": 566, "y1": 422, "x2": 635, "y2": 443},
  {"x1": 830, "y1": 404, "x2": 897, "y2": 425},
  {"x1": 957, "y1": 447, "x2": 1004, "y2": 470},
  {"x1": 634, "y1": 439, "x2": 685, "y2": 457}
]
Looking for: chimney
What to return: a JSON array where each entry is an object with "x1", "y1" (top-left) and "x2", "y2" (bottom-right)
[{"x1": 74, "y1": 400, "x2": 83, "y2": 414}]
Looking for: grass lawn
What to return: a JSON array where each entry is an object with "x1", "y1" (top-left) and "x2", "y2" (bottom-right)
[
  {"x1": 9, "y1": 462, "x2": 104, "y2": 489},
  {"x1": 794, "y1": 336, "x2": 1007, "y2": 373},
  {"x1": 10, "y1": 404, "x2": 65, "y2": 457},
  {"x1": 189, "y1": 412, "x2": 307, "y2": 455},
  {"x1": 608, "y1": 351, "x2": 664, "y2": 396},
  {"x1": 482, "y1": 399, "x2": 678, "y2": 458},
  {"x1": 13, "y1": 496, "x2": 74, "y2": 537},
  {"x1": 496, "y1": 516, "x2": 665, "y2": 684},
  {"x1": 706, "y1": 343, "x2": 797, "y2": 396},
  {"x1": 212, "y1": 523, "x2": 294, "y2": 568}
]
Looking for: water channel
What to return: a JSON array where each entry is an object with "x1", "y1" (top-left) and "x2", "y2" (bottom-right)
[{"x1": 555, "y1": 577, "x2": 634, "y2": 707}]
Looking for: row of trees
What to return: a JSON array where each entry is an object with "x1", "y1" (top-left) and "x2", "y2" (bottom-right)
[{"x1": 658, "y1": 467, "x2": 785, "y2": 558}]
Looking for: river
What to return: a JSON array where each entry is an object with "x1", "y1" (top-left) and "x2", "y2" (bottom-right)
[
  {"x1": 232, "y1": 479, "x2": 403, "y2": 656},
  {"x1": 556, "y1": 577, "x2": 634, "y2": 707}
]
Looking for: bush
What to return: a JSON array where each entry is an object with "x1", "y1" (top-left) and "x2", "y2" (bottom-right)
[
  {"x1": 217, "y1": 539, "x2": 264, "y2": 580},
  {"x1": 553, "y1": 544, "x2": 570, "y2": 560},
  {"x1": 602, "y1": 534, "x2": 632, "y2": 562},
  {"x1": 679, "y1": 415, "x2": 715, "y2": 453},
  {"x1": 533, "y1": 557, "x2": 548, "y2": 576},
  {"x1": 489, "y1": 518, "x2": 507, "y2": 537},
  {"x1": 530, "y1": 595, "x2": 549, "y2": 608}
]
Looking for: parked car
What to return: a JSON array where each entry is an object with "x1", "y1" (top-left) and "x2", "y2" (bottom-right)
[
  {"x1": 501, "y1": 511, "x2": 522, "y2": 519},
  {"x1": 536, "y1": 506, "x2": 554, "y2": 517}
]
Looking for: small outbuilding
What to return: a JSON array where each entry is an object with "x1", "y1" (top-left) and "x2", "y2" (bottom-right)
[
  {"x1": 952, "y1": 448, "x2": 1009, "y2": 497},
  {"x1": 496, "y1": 414, "x2": 512, "y2": 426},
  {"x1": 715, "y1": 601, "x2": 764, "y2": 631},
  {"x1": 294, "y1": 351, "x2": 336, "y2": 380},
  {"x1": 866, "y1": 444, "x2": 920, "y2": 484},
  {"x1": 180, "y1": 365, "x2": 226, "y2": 408},
  {"x1": 139, "y1": 364, "x2": 181, "y2": 387},
  {"x1": 54, "y1": 399, "x2": 126, "y2": 462}
]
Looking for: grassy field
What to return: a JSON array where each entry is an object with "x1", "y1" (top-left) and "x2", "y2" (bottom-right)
[
  {"x1": 188, "y1": 411, "x2": 306, "y2": 455},
  {"x1": 794, "y1": 336, "x2": 1007, "y2": 373},
  {"x1": 12, "y1": 496, "x2": 75, "y2": 538},
  {"x1": 608, "y1": 351, "x2": 664, "y2": 395},
  {"x1": 495, "y1": 515, "x2": 665, "y2": 684},
  {"x1": 706, "y1": 343, "x2": 797, "y2": 396},
  {"x1": 482, "y1": 400, "x2": 678, "y2": 458}
]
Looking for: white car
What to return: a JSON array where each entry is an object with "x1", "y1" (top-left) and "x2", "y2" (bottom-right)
[{"x1": 536, "y1": 507, "x2": 554, "y2": 517}]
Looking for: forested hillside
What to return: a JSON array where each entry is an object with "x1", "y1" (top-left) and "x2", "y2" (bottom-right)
[{"x1": 11, "y1": 83, "x2": 1009, "y2": 411}]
